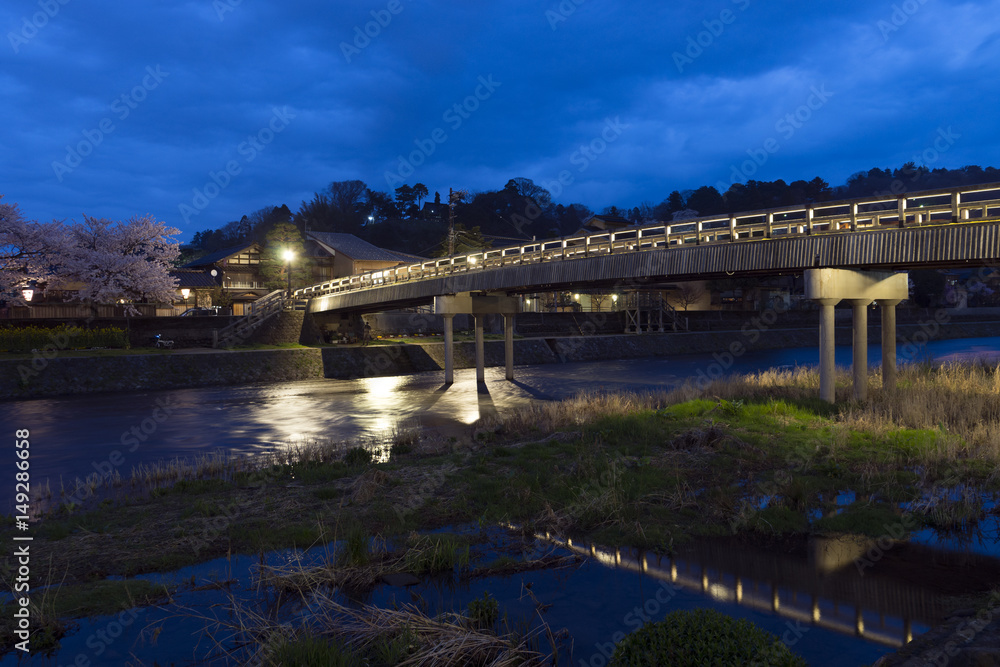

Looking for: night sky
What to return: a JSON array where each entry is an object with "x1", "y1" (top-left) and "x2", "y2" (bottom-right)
[{"x1": 3, "y1": 0, "x2": 999, "y2": 240}]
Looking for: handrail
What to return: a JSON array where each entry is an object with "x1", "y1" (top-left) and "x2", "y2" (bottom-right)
[
  {"x1": 294, "y1": 182, "x2": 1000, "y2": 302},
  {"x1": 214, "y1": 289, "x2": 286, "y2": 348}
]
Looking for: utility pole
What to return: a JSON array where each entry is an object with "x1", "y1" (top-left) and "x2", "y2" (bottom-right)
[
  {"x1": 448, "y1": 188, "x2": 468, "y2": 256},
  {"x1": 448, "y1": 187, "x2": 456, "y2": 256}
]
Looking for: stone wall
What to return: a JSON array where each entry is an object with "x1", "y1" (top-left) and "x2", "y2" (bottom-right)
[
  {"x1": 1, "y1": 348, "x2": 324, "y2": 400},
  {"x1": 3, "y1": 320, "x2": 997, "y2": 399}
]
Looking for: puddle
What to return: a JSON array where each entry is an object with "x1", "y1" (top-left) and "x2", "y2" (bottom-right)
[{"x1": 10, "y1": 521, "x2": 998, "y2": 666}]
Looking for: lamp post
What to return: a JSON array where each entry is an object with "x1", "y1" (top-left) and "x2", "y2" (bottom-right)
[
  {"x1": 283, "y1": 249, "x2": 294, "y2": 297},
  {"x1": 21, "y1": 287, "x2": 34, "y2": 302},
  {"x1": 181, "y1": 288, "x2": 190, "y2": 312}
]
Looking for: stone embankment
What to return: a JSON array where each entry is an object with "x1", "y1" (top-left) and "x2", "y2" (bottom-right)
[{"x1": 2, "y1": 320, "x2": 999, "y2": 399}]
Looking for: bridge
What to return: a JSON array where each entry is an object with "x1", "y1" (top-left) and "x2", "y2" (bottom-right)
[
  {"x1": 535, "y1": 529, "x2": 1000, "y2": 650},
  {"x1": 295, "y1": 183, "x2": 1000, "y2": 401}
]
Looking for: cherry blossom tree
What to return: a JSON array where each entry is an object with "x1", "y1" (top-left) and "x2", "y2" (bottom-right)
[
  {"x1": 0, "y1": 196, "x2": 67, "y2": 301},
  {"x1": 61, "y1": 214, "x2": 180, "y2": 312}
]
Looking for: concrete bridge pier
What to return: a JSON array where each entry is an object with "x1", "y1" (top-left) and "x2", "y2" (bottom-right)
[
  {"x1": 434, "y1": 292, "x2": 521, "y2": 385},
  {"x1": 805, "y1": 269, "x2": 909, "y2": 403},
  {"x1": 847, "y1": 299, "x2": 872, "y2": 401},
  {"x1": 442, "y1": 314, "x2": 455, "y2": 384},
  {"x1": 880, "y1": 299, "x2": 902, "y2": 391},
  {"x1": 474, "y1": 316, "x2": 485, "y2": 382}
]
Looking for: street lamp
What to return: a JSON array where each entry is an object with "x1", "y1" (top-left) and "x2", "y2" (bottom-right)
[
  {"x1": 181, "y1": 288, "x2": 190, "y2": 311},
  {"x1": 21, "y1": 287, "x2": 34, "y2": 302},
  {"x1": 283, "y1": 249, "x2": 295, "y2": 296}
]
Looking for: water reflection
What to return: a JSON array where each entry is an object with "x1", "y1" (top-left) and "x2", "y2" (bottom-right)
[
  {"x1": 5, "y1": 335, "x2": 1000, "y2": 511},
  {"x1": 538, "y1": 530, "x2": 1000, "y2": 650}
]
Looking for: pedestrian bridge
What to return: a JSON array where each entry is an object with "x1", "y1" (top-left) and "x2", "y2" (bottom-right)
[
  {"x1": 294, "y1": 183, "x2": 1000, "y2": 400},
  {"x1": 296, "y1": 182, "x2": 1000, "y2": 314}
]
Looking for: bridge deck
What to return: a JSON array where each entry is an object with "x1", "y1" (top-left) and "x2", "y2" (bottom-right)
[{"x1": 298, "y1": 183, "x2": 1000, "y2": 314}]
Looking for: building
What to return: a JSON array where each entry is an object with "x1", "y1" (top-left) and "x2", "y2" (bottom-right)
[
  {"x1": 305, "y1": 232, "x2": 426, "y2": 281},
  {"x1": 180, "y1": 243, "x2": 267, "y2": 316}
]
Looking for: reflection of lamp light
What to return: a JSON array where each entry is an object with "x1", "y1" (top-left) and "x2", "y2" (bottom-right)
[{"x1": 21, "y1": 287, "x2": 34, "y2": 302}]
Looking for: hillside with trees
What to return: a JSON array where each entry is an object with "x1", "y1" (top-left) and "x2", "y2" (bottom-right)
[{"x1": 180, "y1": 163, "x2": 1000, "y2": 263}]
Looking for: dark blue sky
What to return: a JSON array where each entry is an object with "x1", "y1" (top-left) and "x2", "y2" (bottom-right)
[{"x1": 3, "y1": 0, "x2": 999, "y2": 240}]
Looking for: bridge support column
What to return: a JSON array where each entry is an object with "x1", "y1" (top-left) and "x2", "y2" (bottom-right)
[
  {"x1": 474, "y1": 315, "x2": 485, "y2": 382},
  {"x1": 805, "y1": 269, "x2": 909, "y2": 404},
  {"x1": 848, "y1": 300, "x2": 872, "y2": 401},
  {"x1": 435, "y1": 292, "x2": 520, "y2": 386},
  {"x1": 880, "y1": 300, "x2": 901, "y2": 392},
  {"x1": 818, "y1": 299, "x2": 839, "y2": 404},
  {"x1": 443, "y1": 314, "x2": 455, "y2": 385},
  {"x1": 504, "y1": 314, "x2": 515, "y2": 381}
]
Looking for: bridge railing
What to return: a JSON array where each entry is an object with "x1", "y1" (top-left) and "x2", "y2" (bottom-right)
[{"x1": 295, "y1": 182, "x2": 1000, "y2": 301}]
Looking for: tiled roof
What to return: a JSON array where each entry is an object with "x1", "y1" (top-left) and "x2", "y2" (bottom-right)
[
  {"x1": 306, "y1": 232, "x2": 425, "y2": 263},
  {"x1": 181, "y1": 243, "x2": 259, "y2": 268},
  {"x1": 170, "y1": 269, "x2": 218, "y2": 288}
]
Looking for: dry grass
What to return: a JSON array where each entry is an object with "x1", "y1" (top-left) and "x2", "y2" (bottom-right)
[{"x1": 478, "y1": 361, "x2": 1000, "y2": 464}]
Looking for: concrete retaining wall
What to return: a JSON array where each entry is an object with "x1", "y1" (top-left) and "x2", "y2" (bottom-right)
[
  {"x1": 1, "y1": 348, "x2": 324, "y2": 400},
  {"x1": 3, "y1": 320, "x2": 996, "y2": 398}
]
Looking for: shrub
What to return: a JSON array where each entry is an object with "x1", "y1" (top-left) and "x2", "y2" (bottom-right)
[
  {"x1": 466, "y1": 591, "x2": 500, "y2": 629},
  {"x1": 609, "y1": 608, "x2": 807, "y2": 667},
  {"x1": 0, "y1": 324, "x2": 129, "y2": 352},
  {"x1": 343, "y1": 447, "x2": 373, "y2": 467}
]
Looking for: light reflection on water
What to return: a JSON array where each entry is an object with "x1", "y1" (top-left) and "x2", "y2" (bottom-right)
[{"x1": 3, "y1": 335, "x2": 1000, "y2": 512}]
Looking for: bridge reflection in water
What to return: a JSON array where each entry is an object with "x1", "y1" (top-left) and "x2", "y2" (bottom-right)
[{"x1": 532, "y1": 531, "x2": 1000, "y2": 649}]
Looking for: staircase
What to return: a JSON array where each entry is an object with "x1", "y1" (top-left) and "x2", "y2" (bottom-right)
[
  {"x1": 623, "y1": 292, "x2": 688, "y2": 334},
  {"x1": 212, "y1": 290, "x2": 287, "y2": 348}
]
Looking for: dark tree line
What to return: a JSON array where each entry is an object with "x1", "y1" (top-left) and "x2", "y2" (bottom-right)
[{"x1": 182, "y1": 163, "x2": 1000, "y2": 262}]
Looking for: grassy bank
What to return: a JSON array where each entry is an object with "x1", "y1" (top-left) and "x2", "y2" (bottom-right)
[{"x1": 4, "y1": 361, "x2": 1000, "y2": 658}]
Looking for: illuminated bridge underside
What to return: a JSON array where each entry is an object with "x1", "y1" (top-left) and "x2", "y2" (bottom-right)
[{"x1": 308, "y1": 221, "x2": 1000, "y2": 314}]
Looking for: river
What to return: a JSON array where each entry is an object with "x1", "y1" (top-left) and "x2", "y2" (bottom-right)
[{"x1": 2, "y1": 335, "x2": 1000, "y2": 510}]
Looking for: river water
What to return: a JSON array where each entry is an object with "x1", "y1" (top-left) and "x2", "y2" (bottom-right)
[
  {"x1": 2, "y1": 335, "x2": 1000, "y2": 508},
  {"x1": 3, "y1": 336, "x2": 1000, "y2": 665}
]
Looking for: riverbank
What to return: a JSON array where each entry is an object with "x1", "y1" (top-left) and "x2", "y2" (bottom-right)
[
  {"x1": 4, "y1": 320, "x2": 999, "y2": 400},
  {"x1": 3, "y1": 363, "x2": 1000, "y2": 663}
]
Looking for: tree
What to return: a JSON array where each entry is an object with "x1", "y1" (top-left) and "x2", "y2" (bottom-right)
[
  {"x1": 506, "y1": 177, "x2": 552, "y2": 207},
  {"x1": 671, "y1": 283, "x2": 705, "y2": 311},
  {"x1": 365, "y1": 189, "x2": 396, "y2": 223},
  {"x1": 60, "y1": 214, "x2": 180, "y2": 311},
  {"x1": 412, "y1": 183, "x2": 429, "y2": 208},
  {"x1": 686, "y1": 186, "x2": 725, "y2": 216},
  {"x1": 259, "y1": 222, "x2": 310, "y2": 291},
  {"x1": 0, "y1": 197, "x2": 66, "y2": 301}
]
